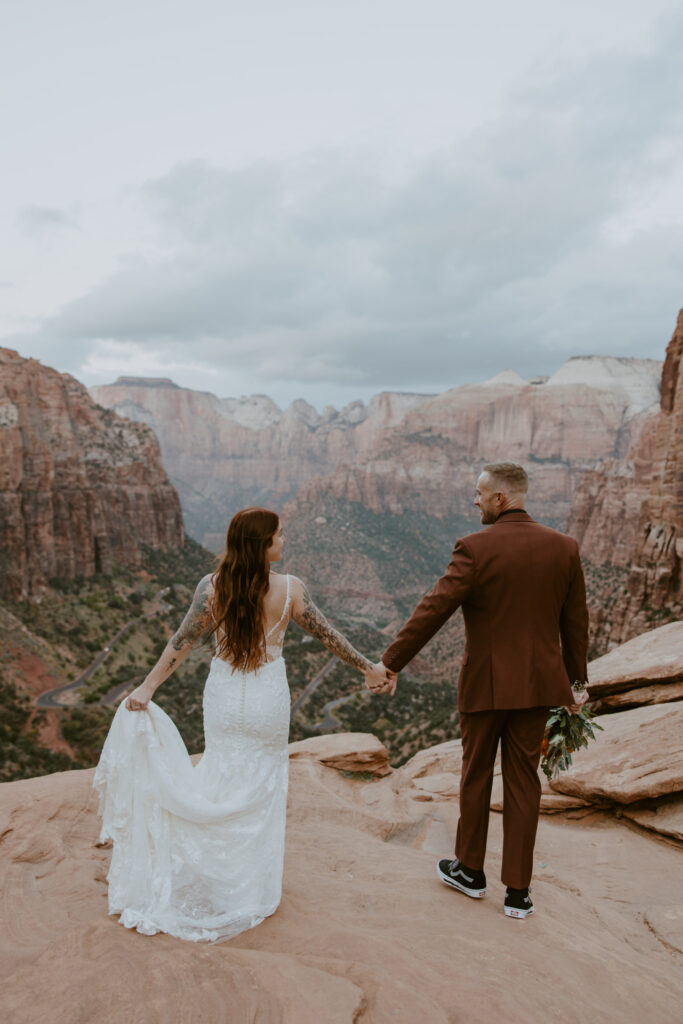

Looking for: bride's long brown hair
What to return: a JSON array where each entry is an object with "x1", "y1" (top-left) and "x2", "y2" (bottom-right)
[{"x1": 212, "y1": 507, "x2": 280, "y2": 671}]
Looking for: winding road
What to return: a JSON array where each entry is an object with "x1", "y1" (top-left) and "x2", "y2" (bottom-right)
[
  {"x1": 289, "y1": 657, "x2": 338, "y2": 720},
  {"x1": 35, "y1": 588, "x2": 171, "y2": 709},
  {"x1": 290, "y1": 656, "x2": 371, "y2": 732}
]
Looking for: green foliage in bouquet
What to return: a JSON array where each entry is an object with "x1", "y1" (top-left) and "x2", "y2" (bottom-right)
[{"x1": 541, "y1": 705, "x2": 603, "y2": 781}]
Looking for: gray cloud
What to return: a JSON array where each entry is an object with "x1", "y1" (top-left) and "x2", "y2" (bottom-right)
[
  {"x1": 17, "y1": 205, "x2": 79, "y2": 237},
  {"x1": 11, "y1": 16, "x2": 683, "y2": 392}
]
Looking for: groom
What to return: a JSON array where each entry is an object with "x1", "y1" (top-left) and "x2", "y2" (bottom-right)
[{"x1": 371, "y1": 462, "x2": 589, "y2": 918}]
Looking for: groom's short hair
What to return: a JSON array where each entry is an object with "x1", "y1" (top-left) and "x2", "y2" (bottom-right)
[{"x1": 482, "y1": 462, "x2": 529, "y2": 495}]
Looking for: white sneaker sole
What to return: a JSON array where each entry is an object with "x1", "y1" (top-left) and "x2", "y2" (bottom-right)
[
  {"x1": 437, "y1": 865, "x2": 486, "y2": 898},
  {"x1": 504, "y1": 905, "x2": 534, "y2": 918}
]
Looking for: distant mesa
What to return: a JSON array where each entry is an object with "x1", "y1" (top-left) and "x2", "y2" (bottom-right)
[
  {"x1": 91, "y1": 352, "x2": 664, "y2": 553},
  {"x1": 111, "y1": 376, "x2": 179, "y2": 388},
  {"x1": 545, "y1": 355, "x2": 661, "y2": 413},
  {"x1": 479, "y1": 369, "x2": 527, "y2": 387}
]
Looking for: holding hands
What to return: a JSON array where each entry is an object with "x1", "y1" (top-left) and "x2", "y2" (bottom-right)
[{"x1": 364, "y1": 660, "x2": 397, "y2": 696}]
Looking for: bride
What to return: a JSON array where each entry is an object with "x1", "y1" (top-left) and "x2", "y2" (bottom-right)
[{"x1": 93, "y1": 507, "x2": 392, "y2": 942}]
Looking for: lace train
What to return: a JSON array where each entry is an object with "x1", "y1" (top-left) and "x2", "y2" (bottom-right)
[{"x1": 93, "y1": 655, "x2": 290, "y2": 942}]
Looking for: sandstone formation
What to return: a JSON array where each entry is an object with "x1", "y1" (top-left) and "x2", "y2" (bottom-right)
[
  {"x1": 2, "y1": 730, "x2": 682, "y2": 1023},
  {"x1": 614, "y1": 312, "x2": 683, "y2": 639},
  {"x1": 91, "y1": 357, "x2": 660, "y2": 548},
  {"x1": 0, "y1": 349, "x2": 184, "y2": 600},
  {"x1": 585, "y1": 619, "x2": 683, "y2": 712},
  {"x1": 587, "y1": 621, "x2": 683, "y2": 697},
  {"x1": 550, "y1": 703, "x2": 683, "y2": 803},
  {"x1": 90, "y1": 378, "x2": 431, "y2": 547},
  {"x1": 595, "y1": 680, "x2": 683, "y2": 711},
  {"x1": 286, "y1": 357, "x2": 661, "y2": 530},
  {"x1": 567, "y1": 311, "x2": 683, "y2": 647},
  {"x1": 288, "y1": 732, "x2": 391, "y2": 777},
  {"x1": 385, "y1": 739, "x2": 590, "y2": 813},
  {"x1": 565, "y1": 408, "x2": 657, "y2": 566},
  {"x1": 622, "y1": 793, "x2": 683, "y2": 842}
]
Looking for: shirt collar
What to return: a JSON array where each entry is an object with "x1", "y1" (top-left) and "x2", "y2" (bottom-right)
[{"x1": 494, "y1": 508, "x2": 531, "y2": 522}]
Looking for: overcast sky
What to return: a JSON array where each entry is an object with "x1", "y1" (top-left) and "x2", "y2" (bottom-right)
[{"x1": 2, "y1": 0, "x2": 682, "y2": 410}]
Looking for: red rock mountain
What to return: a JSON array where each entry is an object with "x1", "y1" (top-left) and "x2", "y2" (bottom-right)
[
  {"x1": 0, "y1": 349, "x2": 184, "y2": 599},
  {"x1": 91, "y1": 357, "x2": 660, "y2": 547},
  {"x1": 289, "y1": 359, "x2": 661, "y2": 531},
  {"x1": 568, "y1": 311, "x2": 683, "y2": 646},
  {"x1": 89, "y1": 379, "x2": 430, "y2": 548}
]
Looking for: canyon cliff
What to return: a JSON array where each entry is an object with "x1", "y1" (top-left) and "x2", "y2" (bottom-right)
[
  {"x1": 89, "y1": 379, "x2": 430, "y2": 548},
  {"x1": 91, "y1": 357, "x2": 660, "y2": 548},
  {"x1": 567, "y1": 311, "x2": 683, "y2": 647},
  {"x1": 288, "y1": 357, "x2": 661, "y2": 529},
  {"x1": 0, "y1": 349, "x2": 184, "y2": 600}
]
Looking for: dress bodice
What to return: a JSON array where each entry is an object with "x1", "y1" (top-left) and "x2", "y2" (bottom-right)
[
  {"x1": 213, "y1": 574, "x2": 292, "y2": 667},
  {"x1": 264, "y1": 573, "x2": 292, "y2": 662}
]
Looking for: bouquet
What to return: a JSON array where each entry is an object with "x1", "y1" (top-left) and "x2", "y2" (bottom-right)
[{"x1": 540, "y1": 682, "x2": 603, "y2": 781}]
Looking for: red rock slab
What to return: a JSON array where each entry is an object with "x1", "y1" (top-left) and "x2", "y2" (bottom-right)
[
  {"x1": 3, "y1": 747, "x2": 683, "y2": 1020},
  {"x1": 622, "y1": 793, "x2": 683, "y2": 842},
  {"x1": 595, "y1": 679, "x2": 683, "y2": 711},
  {"x1": 587, "y1": 622, "x2": 683, "y2": 697},
  {"x1": 550, "y1": 702, "x2": 683, "y2": 803},
  {"x1": 397, "y1": 739, "x2": 463, "y2": 780},
  {"x1": 288, "y1": 732, "x2": 391, "y2": 777},
  {"x1": 490, "y1": 773, "x2": 591, "y2": 814}
]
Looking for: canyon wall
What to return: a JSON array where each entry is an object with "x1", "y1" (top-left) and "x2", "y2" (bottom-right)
[
  {"x1": 89, "y1": 379, "x2": 431, "y2": 547},
  {"x1": 91, "y1": 356, "x2": 661, "y2": 547},
  {"x1": 285, "y1": 358, "x2": 662, "y2": 529},
  {"x1": 567, "y1": 311, "x2": 683, "y2": 648},
  {"x1": 0, "y1": 349, "x2": 184, "y2": 600}
]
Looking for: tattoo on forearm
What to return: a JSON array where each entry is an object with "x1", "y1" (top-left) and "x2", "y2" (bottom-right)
[
  {"x1": 171, "y1": 575, "x2": 213, "y2": 651},
  {"x1": 295, "y1": 585, "x2": 372, "y2": 672}
]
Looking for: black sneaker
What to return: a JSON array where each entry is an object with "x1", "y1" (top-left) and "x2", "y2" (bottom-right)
[
  {"x1": 437, "y1": 859, "x2": 487, "y2": 898},
  {"x1": 504, "y1": 887, "x2": 534, "y2": 919}
]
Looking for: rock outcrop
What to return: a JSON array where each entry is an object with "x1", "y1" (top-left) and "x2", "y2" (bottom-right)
[
  {"x1": 2, "y1": 721, "x2": 683, "y2": 1022},
  {"x1": 615, "y1": 313, "x2": 683, "y2": 637},
  {"x1": 565, "y1": 409, "x2": 658, "y2": 566},
  {"x1": 288, "y1": 732, "x2": 391, "y2": 777},
  {"x1": 550, "y1": 702, "x2": 683, "y2": 803},
  {"x1": 0, "y1": 349, "x2": 184, "y2": 599},
  {"x1": 587, "y1": 621, "x2": 683, "y2": 710},
  {"x1": 567, "y1": 311, "x2": 683, "y2": 647}
]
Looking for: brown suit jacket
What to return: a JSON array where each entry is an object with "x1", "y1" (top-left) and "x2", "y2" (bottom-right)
[{"x1": 382, "y1": 511, "x2": 588, "y2": 712}]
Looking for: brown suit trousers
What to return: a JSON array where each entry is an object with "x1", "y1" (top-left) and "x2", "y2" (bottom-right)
[
  {"x1": 382, "y1": 511, "x2": 589, "y2": 889},
  {"x1": 457, "y1": 707, "x2": 549, "y2": 888}
]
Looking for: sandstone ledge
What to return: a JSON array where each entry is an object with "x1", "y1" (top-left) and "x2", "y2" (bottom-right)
[
  {"x1": 588, "y1": 622, "x2": 683, "y2": 697},
  {"x1": 288, "y1": 732, "x2": 391, "y2": 777},
  {"x1": 550, "y1": 703, "x2": 683, "y2": 803},
  {"x1": 2, "y1": 748, "x2": 683, "y2": 1022}
]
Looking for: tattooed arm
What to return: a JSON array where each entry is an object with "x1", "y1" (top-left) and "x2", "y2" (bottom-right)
[
  {"x1": 290, "y1": 577, "x2": 389, "y2": 684},
  {"x1": 126, "y1": 574, "x2": 214, "y2": 711}
]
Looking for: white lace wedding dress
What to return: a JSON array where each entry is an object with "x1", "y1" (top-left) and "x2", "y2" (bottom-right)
[{"x1": 93, "y1": 575, "x2": 293, "y2": 942}]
